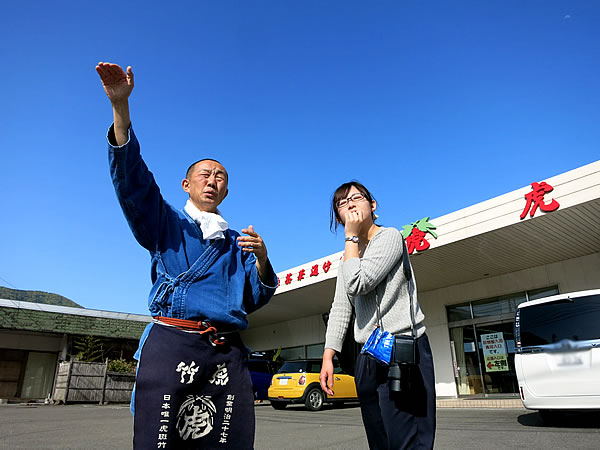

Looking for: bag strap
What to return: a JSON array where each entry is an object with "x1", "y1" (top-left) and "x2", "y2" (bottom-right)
[
  {"x1": 402, "y1": 239, "x2": 417, "y2": 339},
  {"x1": 374, "y1": 284, "x2": 384, "y2": 332},
  {"x1": 371, "y1": 237, "x2": 417, "y2": 337}
]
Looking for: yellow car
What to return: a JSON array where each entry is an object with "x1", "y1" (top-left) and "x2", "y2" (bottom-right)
[{"x1": 268, "y1": 358, "x2": 358, "y2": 411}]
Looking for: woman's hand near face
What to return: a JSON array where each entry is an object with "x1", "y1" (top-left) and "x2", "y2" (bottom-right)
[{"x1": 344, "y1": 209, "x2": 365, "y2": 237}]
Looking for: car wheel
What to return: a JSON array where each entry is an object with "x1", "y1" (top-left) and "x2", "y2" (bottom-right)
[
  {"x1": 304, "y1": 388, "x2": 324, "y2": 411},
  {"x1": 271, "y1": 401, "x2": 287, "y2": 410}
]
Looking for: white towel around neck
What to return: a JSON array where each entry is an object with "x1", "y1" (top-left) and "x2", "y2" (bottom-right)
[{"x1": 184, "y1": 200, "x2": 229, "y2": 240}]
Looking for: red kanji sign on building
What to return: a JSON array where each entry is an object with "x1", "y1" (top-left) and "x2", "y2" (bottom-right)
[
  {"x1": 405, "y1": 227, "x2": 430, "y2": 254},
  {"x1": 279, "y1": 260, "x2": 332, "y2": 288},
  {"x1": 520, "y1": 181, "x2": 560, "y2": 219},
  {"x1": 310, "y1": 264, "x2": 319, "y2": 276},
  {"x1": 401, "y1": 217, "x2": 437, "y2": 255}
]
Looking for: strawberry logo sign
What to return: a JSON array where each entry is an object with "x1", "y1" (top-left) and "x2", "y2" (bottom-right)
[{"x1": 401, "y1": 218, "x2": 438, "y2": 255}]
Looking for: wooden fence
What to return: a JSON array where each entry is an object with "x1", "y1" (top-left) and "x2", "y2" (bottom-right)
[{"x1": 52, "y1": 361, "x2": 135, "y2": 404}]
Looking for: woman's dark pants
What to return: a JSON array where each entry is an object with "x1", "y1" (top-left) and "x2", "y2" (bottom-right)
[{"x1": 354, "y1": 333, "x2": 436, "y2": 450}]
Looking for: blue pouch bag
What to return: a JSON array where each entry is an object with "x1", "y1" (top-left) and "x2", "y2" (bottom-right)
[{"x1": 361, "y1": 326, "x2": 394, "y2": 365}]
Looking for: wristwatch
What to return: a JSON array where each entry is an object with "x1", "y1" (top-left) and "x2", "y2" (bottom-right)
[{"x1": 345, "y1": 236, "x2": 359, "y2": 244}]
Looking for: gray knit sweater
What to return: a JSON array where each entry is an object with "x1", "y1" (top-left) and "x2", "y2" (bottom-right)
[{"x1": 324, "y1": 227, "x2": 426, "y2": 353}]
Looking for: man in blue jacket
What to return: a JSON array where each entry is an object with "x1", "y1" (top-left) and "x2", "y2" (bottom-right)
[{"x1": 96, "y1": 62, "x2": 278, "y2": 449}]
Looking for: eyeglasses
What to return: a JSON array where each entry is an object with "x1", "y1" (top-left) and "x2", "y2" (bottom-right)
[{"x1": 336, "y1": 193, "x2": 366, "y2": 209}]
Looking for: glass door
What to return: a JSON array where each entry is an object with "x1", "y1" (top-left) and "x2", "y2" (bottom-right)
[
  {"x1": 450, "y1": 326, "x2": 484, "y2": 395},
  {"x1": 473, "y1": 322, "x2": 518, "y2": 395}
]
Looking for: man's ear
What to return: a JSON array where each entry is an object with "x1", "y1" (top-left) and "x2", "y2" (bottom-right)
[
  {"x1": 182, "y1": 178, "x2": 190, "y2": 194},
  {"x1": 371, "y1": 200, "x2": 377, "y2": 213},
  {"x1": 223, "y1": 188, "x2": 229, "y2": 201}
]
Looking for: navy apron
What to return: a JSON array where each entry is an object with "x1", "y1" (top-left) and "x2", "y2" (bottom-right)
[{"x1": 133, "y1": 323, "x2": 255, "y2": 449}]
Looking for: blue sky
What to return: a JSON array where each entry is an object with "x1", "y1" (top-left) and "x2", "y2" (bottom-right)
[{"x1": 1, "y1": 1, "x2": 598, "y2": 315}]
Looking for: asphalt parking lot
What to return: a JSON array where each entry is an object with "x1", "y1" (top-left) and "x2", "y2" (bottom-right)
[{"x1": 1, "y1": 402, "x2": 599, "y2": 449}]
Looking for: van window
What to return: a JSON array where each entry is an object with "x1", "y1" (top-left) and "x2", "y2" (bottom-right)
[
  {"x1": 519, "y1": 294, "x2": 600, "y2": 347},
  {"x1": 248, "y1": 360, "x2": 271, "y2": 374}
]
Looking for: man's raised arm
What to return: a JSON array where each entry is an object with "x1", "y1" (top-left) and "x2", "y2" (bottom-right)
[{"x1": 96, "y1": 62, "x2": 134, "y2": 146}]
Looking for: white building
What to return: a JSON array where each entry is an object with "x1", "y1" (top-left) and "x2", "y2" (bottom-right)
[{"x1": 241, "y1": 160, "x2": 600, "y2": 398}]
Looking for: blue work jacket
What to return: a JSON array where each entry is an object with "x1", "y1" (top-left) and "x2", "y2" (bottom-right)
[{"x1": 108, "y1": 125, "x2": 278, "y2": 330}]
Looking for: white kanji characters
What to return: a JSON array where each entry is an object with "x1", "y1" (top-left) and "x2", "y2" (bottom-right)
[
  {"x1": 176, "y1": 361, "x2": 200, "y2": 384},
  {"x1": 208, "y1": 363, "x2": 229, "y2": 386}
]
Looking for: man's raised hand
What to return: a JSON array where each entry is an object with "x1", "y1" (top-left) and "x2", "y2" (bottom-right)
[
  {"x1": 96, "y1": 62, "x2": 133, "y2": 146},
  {"x1": 96, "y1": 62, "x2": 134, "y2": 105}
]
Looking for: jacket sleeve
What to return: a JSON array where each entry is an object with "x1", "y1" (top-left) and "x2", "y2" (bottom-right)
[
  {"x1": 243, "y1": 252, "x2": 279, "y2": 314},
  {"x1": 108, "y1": 124, "x2": 166, "y2": 251},
  {"x1": 341, "y1": 228, "x2": 403, "y2": 297}
]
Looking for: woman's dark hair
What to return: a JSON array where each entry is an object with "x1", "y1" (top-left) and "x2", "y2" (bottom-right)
[{"x1": 330, "y1": 181, "x2": 377, "y2": 232}]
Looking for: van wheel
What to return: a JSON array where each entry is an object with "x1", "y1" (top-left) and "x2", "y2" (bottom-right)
[
  {"x1": 271, "y1": 401, "x2": 287, "y2": 410},
  {"x1": 304, "y1": 388, "x2": 324, "y2": 411},
  {"x1": 539, "y1": 410, "x2": 560, "y2": 425}
]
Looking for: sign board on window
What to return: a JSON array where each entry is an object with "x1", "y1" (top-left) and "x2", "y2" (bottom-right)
[{"x1": 481, "y1": 332, "x2": 509, "y2": 372}]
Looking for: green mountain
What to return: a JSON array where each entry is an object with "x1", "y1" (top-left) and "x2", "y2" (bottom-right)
[{"x1": 0, "y1": 286, "x2": 83, "y2": 308}]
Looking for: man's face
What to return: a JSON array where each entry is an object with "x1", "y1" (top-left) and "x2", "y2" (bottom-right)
[{"x1": 182, "y1": 160, "x2": 229, "y2": 212}]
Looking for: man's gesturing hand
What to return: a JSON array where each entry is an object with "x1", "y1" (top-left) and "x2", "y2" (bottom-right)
[
  {"x1": 237, "y1": 225, "x2": 268, "y2": 263},
  {"x1": 96, "y1": 62, "x2": 134, "y2": 105},
  {"x1": 238, "y1": 225, "x2": 271, "y2": 282}
]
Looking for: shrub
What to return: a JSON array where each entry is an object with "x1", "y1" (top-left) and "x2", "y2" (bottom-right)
[
  {"x1": 108, "y1": 358, "x2": 136, "y2": 373},
  {"x1": 73, "y1": 335, "x2": 106, "y2": 362}
]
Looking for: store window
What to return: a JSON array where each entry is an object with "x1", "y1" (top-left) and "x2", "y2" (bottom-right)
[
  {"x1": 471, "y1": 292, "x2": 527, "y2": 318},
  {"x1": 306, "y1": 343, "x2": 324, "y2": 358},
  {"x1": 272, "y1": 343, "x2": 326, "y2": 361},
  {"x1": 279, "y1": 346, "x2": 305, "y2": 360},
  {"x1": 447, "y1": 286, "x2": 558, "y2": 397}
]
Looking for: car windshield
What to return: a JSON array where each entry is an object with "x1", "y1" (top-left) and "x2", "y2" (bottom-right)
[{"x1": 278, "y1": 361, "x2": 321, "y2": 374}]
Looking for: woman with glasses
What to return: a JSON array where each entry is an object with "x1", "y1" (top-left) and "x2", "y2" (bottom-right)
[{"x1": 319, "y1": 181, "x2": 436, "y2": 450}]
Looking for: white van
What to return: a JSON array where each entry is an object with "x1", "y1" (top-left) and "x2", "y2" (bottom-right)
[{"x1": 514, "y1": 289, "x2": 600, "y2": 422}]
